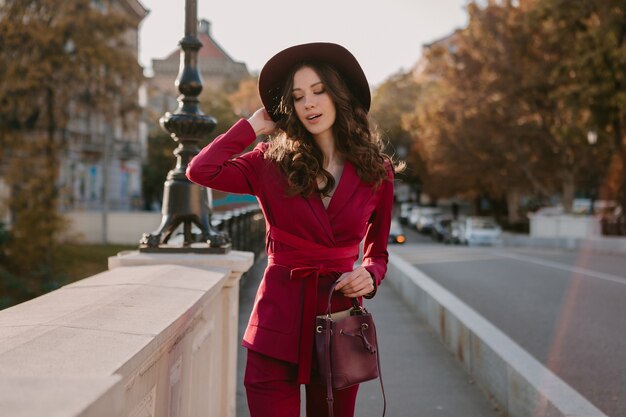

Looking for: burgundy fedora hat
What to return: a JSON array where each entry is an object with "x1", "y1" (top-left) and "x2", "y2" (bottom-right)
[{"x1": 258, "y1": 42, "x2": 371, "y2": 122}]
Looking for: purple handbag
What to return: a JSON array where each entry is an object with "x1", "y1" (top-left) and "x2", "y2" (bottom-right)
[{"x1": 315, "y1": 279, "x2": 386, "y2": 417}]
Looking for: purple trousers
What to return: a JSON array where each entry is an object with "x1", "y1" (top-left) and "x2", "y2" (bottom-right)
[{"x1": 244, "y1": 349, "x2": 359, "y2": 417}]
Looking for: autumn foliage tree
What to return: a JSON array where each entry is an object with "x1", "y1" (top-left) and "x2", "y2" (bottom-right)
[
  {"x1": 0, "y1": 0, "x2": 142, "y2": 306},
  {"x1": 227, "y1": 74, "x2": 263, "y2": 119},
  {"x1": 408, "y1": 3, "x2": 563, "y2": 221},
  {"x1": 531, "y1": 0, "x2": 626, "y2": 212},
  {"x1": 370, "y1": 70, "x2": 425, "y2": 193},
  {"x1": 400, "y1": 0, "x2": 620, "y2": 222}
]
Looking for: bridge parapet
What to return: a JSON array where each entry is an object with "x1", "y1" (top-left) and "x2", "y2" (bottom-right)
[{"x1": 0, "y1": 251, "x2": 253, "y2": 417}]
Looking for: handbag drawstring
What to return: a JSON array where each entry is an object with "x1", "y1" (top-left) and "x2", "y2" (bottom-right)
[{"x1": 341, "y1": 326, "x2": 377, "y2": 354}]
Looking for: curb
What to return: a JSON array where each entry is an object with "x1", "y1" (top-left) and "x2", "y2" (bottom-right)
[
  {"x1": 387, "y1": 249, "x2": 608, "y2": 417},
  {"x1": 502, "y1": 233, "x2": 626, "y2": 256}
]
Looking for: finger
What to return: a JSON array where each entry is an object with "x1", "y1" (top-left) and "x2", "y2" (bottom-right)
[
  {"x1": 252, "y1": 108, "x2": 264, "y2": 119},
  {"x1": 340, "y1": 278, "x2": 369, "y2": 296},
  {"x1": 345, "y1": 276, "x2": 374, "y2": 297},
  {"x1": 340, "y1": 271, "x2": 370, "y2": 291},
  {"x1": 340, "y1": 277, "x2": 365, "y2": 293},
  {"x1": 334, "y1": 272, "x2": 352, "y2": 290},
  {"x1": 343, "y1": 287, "x2": 369, "y2": 298},
  {"x1": 336, "y1": 268, "x2": 371, "y2": 292}
]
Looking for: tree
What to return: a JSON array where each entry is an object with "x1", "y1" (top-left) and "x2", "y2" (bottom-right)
[
  {"x1": 370, "y1": 70, "x2": 426, "y2": 193},
  {"x1": 141, "y1": 131, "x2": 175, "y2": 211},
  {"x1": 227, "y1": 74, "x2": 263, "y2": 119},
  {"x1": 406, "y1": 0, "x2": 616, "y2": 222},
  {"x1": 530, "y1": 0, "x2": 626, "y2": 212},
  {"x1": 406, "y1": 4, "x2": 554, "y2": 220},
  {"x1": 201, "y1": 87, "x2": 240, "y2": 141},
  {"x1": 0, "y1": 0, "x2": 142, "y2": 302}
]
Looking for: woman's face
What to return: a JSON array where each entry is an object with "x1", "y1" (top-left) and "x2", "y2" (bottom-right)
[{"x1": 291, "y1": 66, "x2": 337, "y2": 140}]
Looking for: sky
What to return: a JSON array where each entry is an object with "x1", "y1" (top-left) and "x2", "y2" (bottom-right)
[{"x1": 137, "y1": 0, "x2": 470, "y2": 88}]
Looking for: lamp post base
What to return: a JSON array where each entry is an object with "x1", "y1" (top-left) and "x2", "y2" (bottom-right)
[{"x1": 138, "y1": 243, "x2": 231, "y2": 254}]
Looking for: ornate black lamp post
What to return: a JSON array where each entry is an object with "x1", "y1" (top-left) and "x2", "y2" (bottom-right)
[{"x1": 139, "y1": 0, "x2": 230, "y2": 253}]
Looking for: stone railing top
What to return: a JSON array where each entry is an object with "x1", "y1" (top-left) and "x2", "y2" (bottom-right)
[
  {"x1": 0, "y1": 263, "x2": 233, "y2": 416},
  {"x1": 108, "y1": 250, "x2": 254, "y2": 273},
  {"x1": 0, "y1": 264, "x2": 229, "y2": 375}
]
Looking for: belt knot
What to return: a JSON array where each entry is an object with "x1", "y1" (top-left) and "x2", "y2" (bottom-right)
[{"x1": 290, "y1": 265, "x2": 324, "y2": 280}]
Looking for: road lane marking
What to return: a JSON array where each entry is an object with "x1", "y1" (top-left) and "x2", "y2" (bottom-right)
[{"x1": 490, "y1": 251, "x2": 626, "y2": 285}]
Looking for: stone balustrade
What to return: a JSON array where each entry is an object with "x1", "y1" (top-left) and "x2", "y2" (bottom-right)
[{"x1": 0, "y1": 250, "x2": 254, "y2": 417}]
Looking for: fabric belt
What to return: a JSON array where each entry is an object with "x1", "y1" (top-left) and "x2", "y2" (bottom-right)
[{"x1": 267, "y1": 225, "x2": 359, "y2": 384}]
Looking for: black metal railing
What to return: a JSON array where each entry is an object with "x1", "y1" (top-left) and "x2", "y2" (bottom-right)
[{"x1": 212, "y1": 205, "x2": 265, "y2": 257}]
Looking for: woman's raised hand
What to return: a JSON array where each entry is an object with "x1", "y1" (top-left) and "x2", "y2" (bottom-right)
[{"x1": 247, "y1": 108, "x2": 277, "y2": 136}]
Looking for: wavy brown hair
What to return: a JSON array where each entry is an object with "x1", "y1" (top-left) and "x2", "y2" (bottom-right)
[{"x1": 265, "y1": 61, "x2": 396, "y2": 197}]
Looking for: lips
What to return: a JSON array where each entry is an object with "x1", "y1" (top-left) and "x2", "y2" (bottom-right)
[{"x1": 306, "y1": 113, "x2": 322, "y2": 121}]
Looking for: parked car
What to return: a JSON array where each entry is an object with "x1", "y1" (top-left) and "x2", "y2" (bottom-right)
[
  {"x1": 408, "y1": 206, "x2": 422, "y2": 227},
  {"x1": 461, "y1": 217, "x2": 502, "y2": 246},
  {"x1": 388, "y1": 219, "x2": 406, "y2": 244},
  {"x1": 431, "y1": 214, "x2": 453, "y2": 242},
  {"x1": 415, "y1": 208, "x2": 442, "y2": 234},
  {"x1": 443, "y1": 219, "x2": 465, "y2": 244},
  {"x1": 399, "y1": 203, "x2": 417, "y2": 225}
]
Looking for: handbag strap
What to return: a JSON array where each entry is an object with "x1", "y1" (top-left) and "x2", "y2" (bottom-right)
[
  {"x1": 325, "y1": 312, "x2": 334, "y2": 415},
  {"x1": 325, "y1": 280, "x2": 361, "y2": 316},
  {"x1": 324, "y1": 280, "x2": 387, "y2": 417}
]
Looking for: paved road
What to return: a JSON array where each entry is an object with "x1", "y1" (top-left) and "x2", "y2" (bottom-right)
[{"x1": 396, "y1": 226, "x2": 626, "y2": 417}]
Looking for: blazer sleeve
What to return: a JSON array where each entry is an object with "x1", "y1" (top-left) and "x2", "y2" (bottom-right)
[
  {"x1": 186, "y1": 119, "x2": 263, "y2": 195},
  {"x1": 361, "y1": 166, "x2": 394, "y2": 296}
]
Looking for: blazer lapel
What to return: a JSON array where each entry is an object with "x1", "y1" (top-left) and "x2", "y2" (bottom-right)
[
  {"x1": 303, "y1": 193, "x2": 336, "y2": 245},
  {"x1": 302, "y1": 160, "x2": 361, "y2": 246},
  {"x1": 326, "y1": 160, "x2": 360, "y2": 222}
]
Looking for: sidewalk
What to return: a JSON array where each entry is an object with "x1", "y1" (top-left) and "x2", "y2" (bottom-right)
[
  {"x1": 236, "y1": 256, "x2": 503, "y2": 417},
  {"x1": 502, "y1": 231, "x2": 626, "y2": 255}
]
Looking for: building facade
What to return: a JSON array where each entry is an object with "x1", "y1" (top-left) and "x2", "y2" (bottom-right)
[
  {"x1": 146, "y1": 19, "x2": 250, "y2": 123},
  {"x1": 58, "y1": 0, "x2": 149, "y2": 212}
]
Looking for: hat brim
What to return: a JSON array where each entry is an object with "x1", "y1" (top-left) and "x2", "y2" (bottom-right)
[{"x1": 258, "y1": 42, "x2": 371, "y2": 122}]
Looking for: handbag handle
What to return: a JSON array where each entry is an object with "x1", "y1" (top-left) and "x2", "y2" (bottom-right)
[{"x1": 325, "y1": 279, "x2": 363, "y2": 316}]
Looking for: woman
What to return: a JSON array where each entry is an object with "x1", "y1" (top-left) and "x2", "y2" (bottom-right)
[{"x1": 186, "y1": 42, "x2": 396, "y2": 417}]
